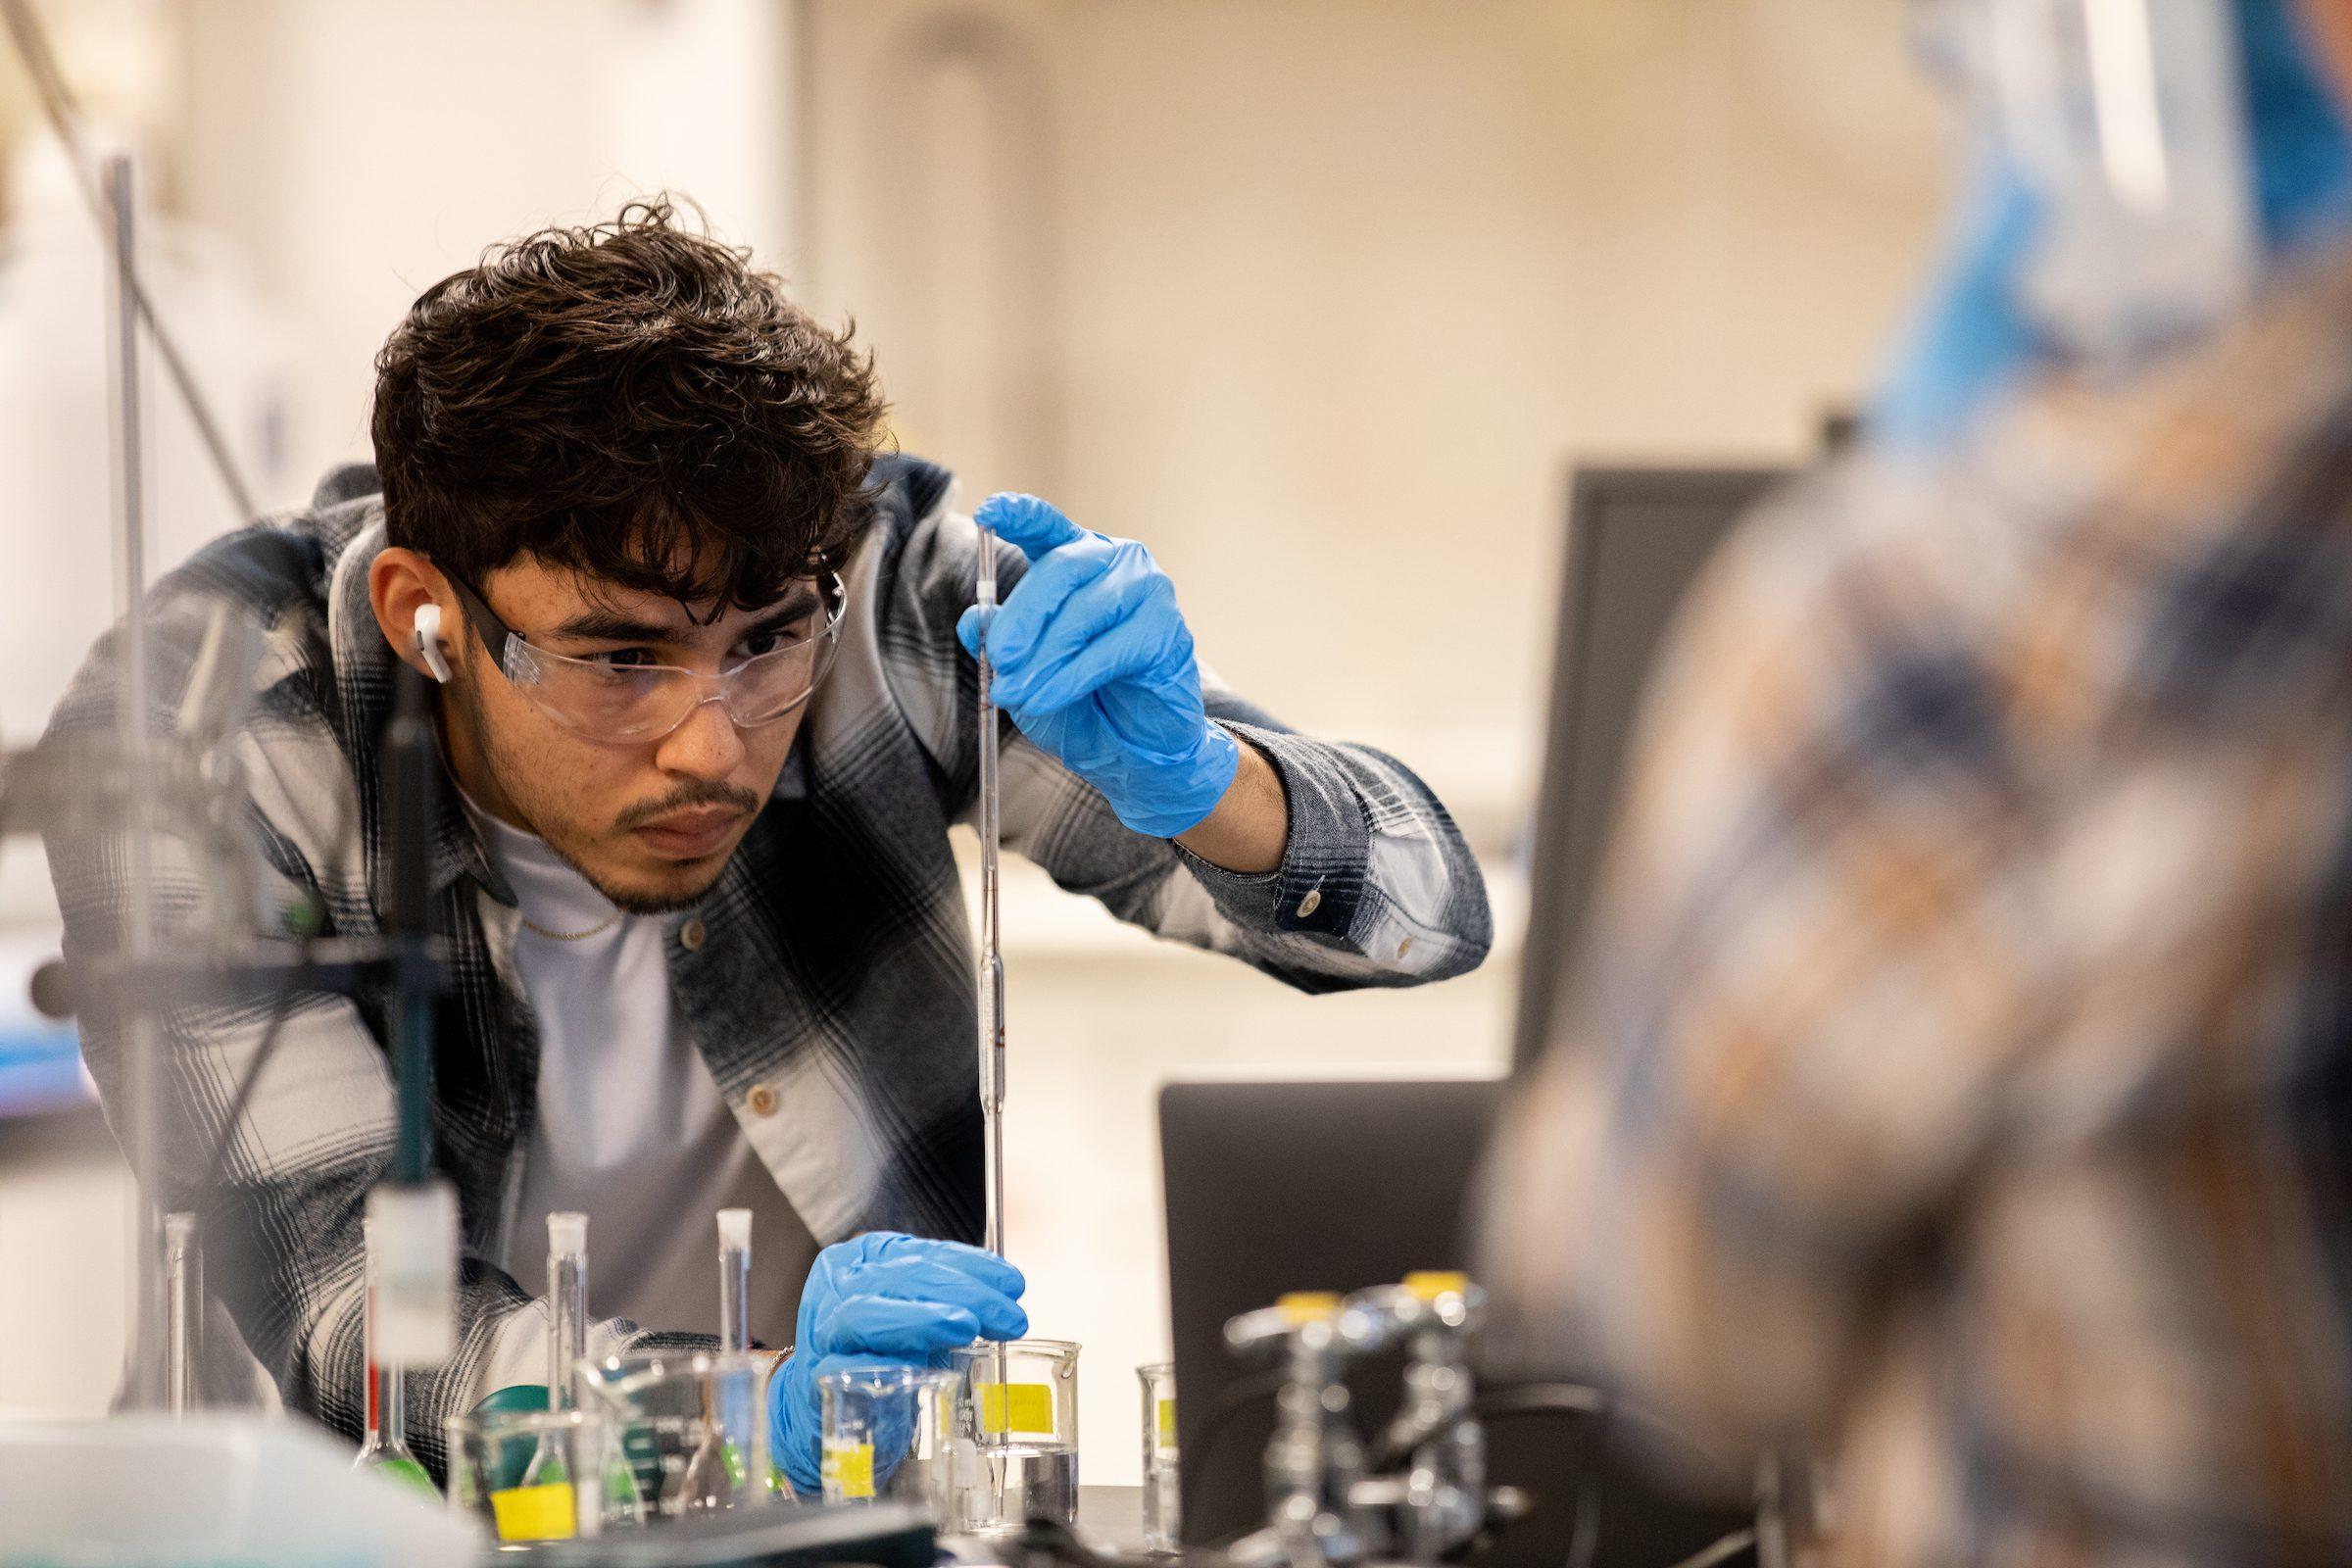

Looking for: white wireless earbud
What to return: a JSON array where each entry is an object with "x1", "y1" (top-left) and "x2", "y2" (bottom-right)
[{"x1": 413, "y1": 603, "x2": 454, "y2": 684}]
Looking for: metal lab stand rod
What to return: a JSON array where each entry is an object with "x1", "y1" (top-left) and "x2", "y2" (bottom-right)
[{"x1": 104, "y1": 152, "x2": 169, "y2": 1411}]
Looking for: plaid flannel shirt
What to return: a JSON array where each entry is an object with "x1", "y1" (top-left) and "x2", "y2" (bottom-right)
[
  {"x1": 1483, "y1": 251, "x2": 2352, "y2": 1567},
  {"x1": 44, "y1": 453, "x2": 1491, "y2": 1465}
]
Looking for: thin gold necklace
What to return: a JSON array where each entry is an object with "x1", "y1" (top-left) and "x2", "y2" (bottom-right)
[{"x1": 518, "y1": 908, "x2": 622, "y2": 942}]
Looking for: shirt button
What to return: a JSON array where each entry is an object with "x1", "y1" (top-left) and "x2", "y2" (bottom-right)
[
  {"x1": 1297, "y1": 889, "x2": 1322, "y2": 918},
  {"x1": 747, "y1": 1084, "x2": 779, "y2": 1116},
  {"x1": 679, "y1": 917, "x2": 708, "y2": 951}
]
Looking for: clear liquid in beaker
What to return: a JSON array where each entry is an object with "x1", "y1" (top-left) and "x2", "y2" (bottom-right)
[
  {"x1": 963, "y1": 1442, "x2": 1078, "y2": 1532},
  {"x1": 949, "y1": 1339, "x2": 1081, "y2": 1533},
  {"x1": 1144, "y1": 1462, "x2": 1182, "y2": 1551}
]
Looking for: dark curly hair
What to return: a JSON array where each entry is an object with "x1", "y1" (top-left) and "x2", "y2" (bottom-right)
[{"x1": 370, "y1": 198, "x2": 888, "y2": 615}]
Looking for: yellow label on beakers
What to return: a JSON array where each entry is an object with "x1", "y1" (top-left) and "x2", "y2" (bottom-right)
[
  {"x1": 1157, "y1": 1396, "x2": 1178, "y2": 1449},
  {"x1": 978, "y1": 1382, "x2": 1054, "y2": 1435},
  {"x1": 823, "y1": 1440, "x2": 876, "y2": 1499},
  {"x1": 489, "y1": 1482, "x2": 578, "y2": 1541}
]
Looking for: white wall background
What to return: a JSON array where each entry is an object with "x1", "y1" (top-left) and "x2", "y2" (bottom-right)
[{"x1": 0, "y1": 0, "x2": 1949, "y2": 1484}]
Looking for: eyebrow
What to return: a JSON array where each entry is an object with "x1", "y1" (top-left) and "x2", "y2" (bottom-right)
[
  {"x1": 548, "y1": 609, "x2": 679, "y2": 644},
  {"x1": 752, "y1": 585, "x2": 822, "y2": 627},
  {"x1": 549, "y1": 585, "x2": 821, "y2": 646}
]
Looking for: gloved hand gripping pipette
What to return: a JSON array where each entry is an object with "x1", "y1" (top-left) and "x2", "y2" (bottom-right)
[{"x1": 952, "y1": 489, "x2": 1277, "y2": 1250}]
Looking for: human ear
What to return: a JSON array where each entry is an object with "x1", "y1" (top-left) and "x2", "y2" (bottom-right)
[{"x1": 369, "y1": 548, "x2": 457, "y2": 683}]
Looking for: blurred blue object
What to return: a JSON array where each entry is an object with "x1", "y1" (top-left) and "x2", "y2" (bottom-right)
[
  {"x1": 0, "y1": 1021, "x2": 88, "y2": 1118},
  {"x1": 0, "y1": 938, "x2": 88, "y2": 1119},
  {"x1": 1867, "y1": 147, "x2": 2044, "y2": 453},
  {"x1": 1872, "y1": 0, "x2": 2352, "y2": 451},
  {"x1": 2242, "y1": 0, "x2": 2352, "y2": 246}
]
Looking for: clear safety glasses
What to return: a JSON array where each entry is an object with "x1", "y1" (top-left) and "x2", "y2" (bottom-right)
[{"x1": 440, "y1": 567, "x2": 848, "y2": 744}]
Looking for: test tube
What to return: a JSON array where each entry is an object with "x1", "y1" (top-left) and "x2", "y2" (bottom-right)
[
  {"x1": 713, "y1": 1212, "x2": 761, "y2": 1508},
  {"x1": 548, "y1": 1211, "x2": 589, "y2": 1409},
  {"x1": 714, "y1": 1212, "x2": 753, "y2": 1353},
  {"x1": 163, "y1": 1211, "x2": 200, "y2": 1418}
]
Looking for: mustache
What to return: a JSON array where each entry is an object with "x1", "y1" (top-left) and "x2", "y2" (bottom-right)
[{"x1": 613, "y1": 779, "x2": 764, "y2": 831}]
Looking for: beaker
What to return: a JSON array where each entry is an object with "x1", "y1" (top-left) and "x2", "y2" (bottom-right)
[
  {"x1": 950, "y1": 1338, "x2": 1081, "y2": 1534},
  {"x1": 1138, "y1": 1361, "x2": 1179, "y2": 1552},
  {"x1": 445, "y1": 1406, "x2": 643, "y2": 1546},
  {"x1": 818, "y1": 1364, "x2": 960, "y2": 1518},
  {"x1": 578, "y1": 1348, "x2": 781, "y2": 1516}
]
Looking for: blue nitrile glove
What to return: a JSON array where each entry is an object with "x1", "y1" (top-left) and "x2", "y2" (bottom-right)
[
  {"x1": 955, "y1": 493, "x2": 1243, "y2": 839},
  {"x1": 1872, "y1": 0, "x2": 2352, "y2": 454},
  {"x1": 2240, "y1": 0, "x2": 2352, "y2": 250},
  {"x1": 1867, "y1": 148, "x2": 2043, "y2": 452},
  {"x1": 767, "y1": 1232, "x2": 1027, "y2": 1496}
]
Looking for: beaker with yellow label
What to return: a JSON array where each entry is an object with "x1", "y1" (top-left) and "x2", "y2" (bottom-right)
[
  {"x1": 445, "y1": 1406, "x2": 643, "y2": 1547},
  {"x1": 949, "y1": 1338, "x2": 1080, "y2": 1534},
  {"x1": 1138, "y1": 1361, "x2": 1179, "y2": 1552},
  {"x1": 817, "y1": 1364, "x2": 959, "y2": 1519}
]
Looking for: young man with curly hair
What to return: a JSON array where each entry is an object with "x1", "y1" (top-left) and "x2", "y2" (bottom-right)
[{"x1": 44, "y1": 201, "x2": 1490, "y2": 1488}]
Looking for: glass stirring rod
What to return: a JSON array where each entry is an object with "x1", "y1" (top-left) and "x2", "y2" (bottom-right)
[{"x1": 976, "y1": 520, "x2": 1007, "y2": 1259}]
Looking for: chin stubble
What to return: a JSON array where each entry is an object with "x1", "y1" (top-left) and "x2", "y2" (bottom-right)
[{"x1": 593, "y1": 873, "x2": 719, "y2": 917}]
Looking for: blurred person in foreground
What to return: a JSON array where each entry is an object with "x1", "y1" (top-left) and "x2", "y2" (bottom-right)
[
  {"x1": 1480, "y1": 1, "x2": 2352, "y2": 1562},
  {"x1": 43, "y1": 199, "x2": 1491, "y2": 1486}
]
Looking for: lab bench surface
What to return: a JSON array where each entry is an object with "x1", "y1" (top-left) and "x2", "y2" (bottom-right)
[
  {"x1": 1074, "y1": 1485, "x2": 1147, "y2": 1552},
  {"x1": 947, "y1": 1487, "x2": 1149, "y2": 1567}
]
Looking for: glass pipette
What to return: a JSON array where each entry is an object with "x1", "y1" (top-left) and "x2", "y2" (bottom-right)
[
  {"x1": 976, "y1": 522, "x2": 1006, "y2": 1259},
  {"x1": 975, "y1": 522, "x2": 1014, "y2": 1520}
]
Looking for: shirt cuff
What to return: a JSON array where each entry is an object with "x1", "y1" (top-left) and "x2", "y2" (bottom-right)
[{"x1": 1171, "y1": 720, "x2": 1370, "y2": 941}]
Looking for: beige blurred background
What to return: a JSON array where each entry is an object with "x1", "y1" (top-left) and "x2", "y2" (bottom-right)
[{"x1": 0, "y1": 0, "x2": 1949, "y2": 1481}]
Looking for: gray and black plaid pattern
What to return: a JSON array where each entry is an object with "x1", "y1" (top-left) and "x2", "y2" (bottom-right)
[{"x1": 43, "y1": 455, "x2": 1492, "y2": 1466}]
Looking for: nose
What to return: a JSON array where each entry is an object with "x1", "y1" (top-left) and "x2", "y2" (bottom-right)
[{"x1": 653, "y1": 693, "x2": 746, "y2": 781}]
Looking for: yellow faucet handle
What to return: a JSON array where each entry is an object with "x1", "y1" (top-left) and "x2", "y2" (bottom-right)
[{"x1": 1276, "y1": 1291, "x2": 1345, "y2": 1325}]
